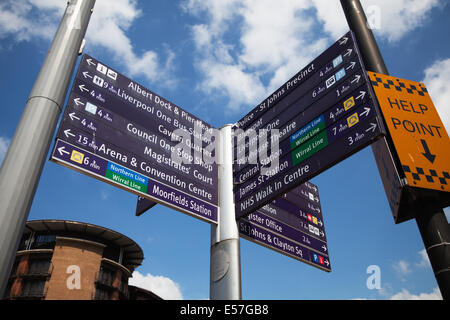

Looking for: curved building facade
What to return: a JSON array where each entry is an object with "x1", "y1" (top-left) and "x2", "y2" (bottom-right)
[{"x1": 3, "y1": 220, "x2": 160, "y2": 300}]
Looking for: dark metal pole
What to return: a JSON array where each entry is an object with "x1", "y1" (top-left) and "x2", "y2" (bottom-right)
[
  {"x1": 0, "y1": 0, "x2": 96, "y2": 297},
  {"x1": 416, "y1": 204, "x2": 450, "y2": 300},
  {"x1": 340, "y1": 0, "x2": 450, "y2": 300}
]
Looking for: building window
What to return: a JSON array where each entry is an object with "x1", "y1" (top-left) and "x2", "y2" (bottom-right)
[
  {"x1": 27, "y1": 259, "x2": 52, "y2": 276},
  {"x1": 33, "y1": 235, "x2": 56, "y2": 249},
  {"x1": 21, "y1": 279, "x2": 46, "y2": 299},
  {"x1": 96, "y1": 267, "x2": 114, "y2": 287},
  {"x1": 93, "y1": 288, "x2": 110, "y2": 300}
]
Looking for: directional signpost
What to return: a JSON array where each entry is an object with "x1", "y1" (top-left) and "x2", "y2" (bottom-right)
[
  {"x1": 233, "y1": 31, "x2": 386, "y2": 224},
  {"x1": 239, "y1": 182, "x2": 331, "y2": 272},
  {"x1": 51, "y1": 54, "x2": 219, "y2": 224}
]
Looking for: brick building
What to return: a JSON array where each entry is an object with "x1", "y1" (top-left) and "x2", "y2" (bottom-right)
[{"x1": 3, "y1": 220, "x2": 161, "y2": 300}]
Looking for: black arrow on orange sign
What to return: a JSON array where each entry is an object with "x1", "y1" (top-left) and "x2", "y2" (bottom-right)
[{"x1": 420, "y1": 139, "x2": 436, "y2": 164}]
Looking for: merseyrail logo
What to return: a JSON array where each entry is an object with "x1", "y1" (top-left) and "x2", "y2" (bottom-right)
[
  {"x1": 369, "y1": 72, "x2": 450, "y2": 192},
  {"x1": 343, "y1": 96, "x2": 355, "y2": 111},
  {"x1": 70, "y1": 150, "x2": 84, "y2": 164}
]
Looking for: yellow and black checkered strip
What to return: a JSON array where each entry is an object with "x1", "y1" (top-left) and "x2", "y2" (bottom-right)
[
  {"x1": 370, "y1": 76, "x2": 428, "y2": 96},
  {"x1": 402, "y1": 165, "x2": 450, "y2": 185}
]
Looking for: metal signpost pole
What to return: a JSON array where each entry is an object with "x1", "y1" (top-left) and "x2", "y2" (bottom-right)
[
  {"x1": 0, "y1": 0, "x2": 96, "y2": 296},
  {"x1": 340, "y1": 0, "x2": 450, "y2": 299},
  {"x1": 210, "y1": 125, "x2": 242, "y2": 300}
]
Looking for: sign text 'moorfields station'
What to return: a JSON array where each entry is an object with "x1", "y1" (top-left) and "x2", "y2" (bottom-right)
[
  {"x1": 233, "y1": 31, "x2": 386, "y2": 219},
  {"x1": 51, "y1": 54, "x2": 218, "y2": 224}
]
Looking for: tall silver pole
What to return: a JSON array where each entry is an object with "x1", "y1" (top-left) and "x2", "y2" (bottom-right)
[
  {"x1": 210, "y1": 124, "x2": 242, "y2": 300},
  {"x1": 0, "y1": 0, "x2": 96, "y2": 296}
]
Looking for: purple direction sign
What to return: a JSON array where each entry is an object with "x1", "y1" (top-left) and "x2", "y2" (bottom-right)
[
  {"x1": 56, "y1": 120, "x2": 217, "y2": 205},
  {"x1": 51, "y1": 139, "x2": 218, "y2": 224},
  {"x1": 241, "y1": 210, "x2": 328, "y2": 256},
  {"x1": 234, "y1": 96, "x2": 380, "y2": 204},
  {"x1": 59, "y1": 101, "x2": 215, "y2": 190},
  {"x1": 259, "y1": 199, "x2": 326, "y2": 241},
  {"x1": 235, "y1": 114, "x2": 385, "y2": 219},
  {"x1": 234, "y1": 31, "x2": 354, "y2": 132},
  {"x1": 233, "y1": 54, "x2": 362, "y2": 163},
  {"x1": 233, "y1": 31, "x2": 385, "y2": 219},
  {"x1": 239, "y1": 219, "x2": 330, "y2": 272},
  {"x1": 78, "y1": 54, "x2": 215, "y2": 145},
  {"x1": 52, "y1": 54, "x2": 219, "y2": 224},
  {"x1": 63, "y1": 91, "x2": 216, "y2": 180},
  {"x1": 233, "y1": 66, "x2": 368, "y2": 175}
]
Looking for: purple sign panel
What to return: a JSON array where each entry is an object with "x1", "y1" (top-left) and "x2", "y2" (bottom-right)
[
  {"x1": 51, "y1": 139, "x2": 218, "y2": 224},
  {"x1": 78, "y1": 54, "x2": 215, "y2": 143},
  {"x1": 259, "y1": 200, "x2": 326, "y2": 241},
  {"x1": 64, "y1": 91, "x2": 216, "y2": 180},
  {"x1": 239, "y1": 219, "x2": 330, "y2": 272},
  {"x1": 234, "y1": 32, "x2": 355, "y2": 132},
  {"x1": 233, "y1": 31, "x2": 385, "y2": 219},
  {"x1": 239, "y1": 181, "x2": 330, "y2": 272},
  {"x1": 242, "y1": 211, "x2": 328, "y2": 255},
  {"x1": 236, "y1": 116, "x2": 383, "y2": 218},
  {"x1": 51, "y1": 54, "x2": 219, "y2": 224}
]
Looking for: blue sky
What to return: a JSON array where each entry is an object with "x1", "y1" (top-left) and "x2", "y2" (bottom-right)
[{"x1": 1, "y1": 0, "x2": 449, "y2": 300}]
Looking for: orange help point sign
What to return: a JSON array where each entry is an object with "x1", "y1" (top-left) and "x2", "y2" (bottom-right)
[
  {"x1": 368, "y1": 72, "x2": 450, "y2": 193},
  {"x1": 369, "y1": 72, "x2": 450, "y2": 192}
]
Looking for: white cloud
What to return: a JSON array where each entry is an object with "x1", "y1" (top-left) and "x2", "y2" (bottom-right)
[
  {"x1": 184, "y1": 0, "x2": 441, "y2": 113},
  {"x1": 0, "y1": 0, "x2": 175, "y2": 87},
  {"x1": 444, "y1": 207, "x2": 450, "y2": 222},
  {"x1": 129, "y1": 270, "x2": 183, "y2": 300},
  {"x1": 183, "y1": 0, "x2": 328, "y2": 112},
  {"x1": 392, "y1": 260, "x2": 412, "y2": 281},
  {"x1": 312, "y1": 0, "x2": 440, "y2": 42},
  {"x1": 0, "y1": 0, "x2": 60, "y2": 41},
  {"x1": 390, "y1": 287, "x2": 442, "y2": 300},
  {"x1": 415, "y1": 249, "x2": 431, "y2": 268},
  {"x1": 422, "y1": 58, "x2": 450, "y2": 133},
  {"x1": 0, "y1": 136, "x2": 11, "y2": 165}
]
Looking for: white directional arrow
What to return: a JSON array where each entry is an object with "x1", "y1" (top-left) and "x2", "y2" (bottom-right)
[
  {"x1": 64, "y1": 129, "x2": 75, "y2": 138},
  {"x1": 365, "y1": 123, "x2": 377, "y2": 133},
  {"x1": 82, "y1": 71, "x2": 92, "y2": 79},
  {"x1": 73, "y1": 97, "x2": 84, "y2": 106},
  {"x1": 78, "y1": 84, "x2": 89, "y2": 93},
  {"x1": 324, "y1": 259, "x2": 330, "y2": 267},
  {"x1": 346, "y1": 61, "x2": 356, "y2": 70},
  {"x1": 86, "y1": 58, "x2": 96, "y2": 66},
  {"x1": 68, "y1": 112, "x2": 80, "y2": 121},
  {"x1": 360, "y1": 107, "x2": 371, "y2": 117},
  {"x1": 351, "y1": 74, "x2": 361, "y2": 84},
  {"x1": 339, "y1": 37, "x2": 349, "y2": 45},
  {"x1": 356, "y1": 91, "x2": 366, "y2": 100},
  {"x1": 322, "y1": 245, "x2": 328, "y2": 252},
  {"x1": 344, "y1": 48, "x2": 352, "y2": 57},
  {"x1": 57, "y1": 146, "x2": 70, "y2": 156},
  {"x1": 320, "y1": 230, "x2": 325, "y2": 237}
]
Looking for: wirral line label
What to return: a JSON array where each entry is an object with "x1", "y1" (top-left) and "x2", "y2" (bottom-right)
[
  {"x1": 292, "y1": 131, "x2": 329, "y2": 166},
  {"x1": 290, "y1": 115, "x2": 326, "y2": 150},
  {"x1": 105, "y1": 169, "x2": 148, "y2": 193}
]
